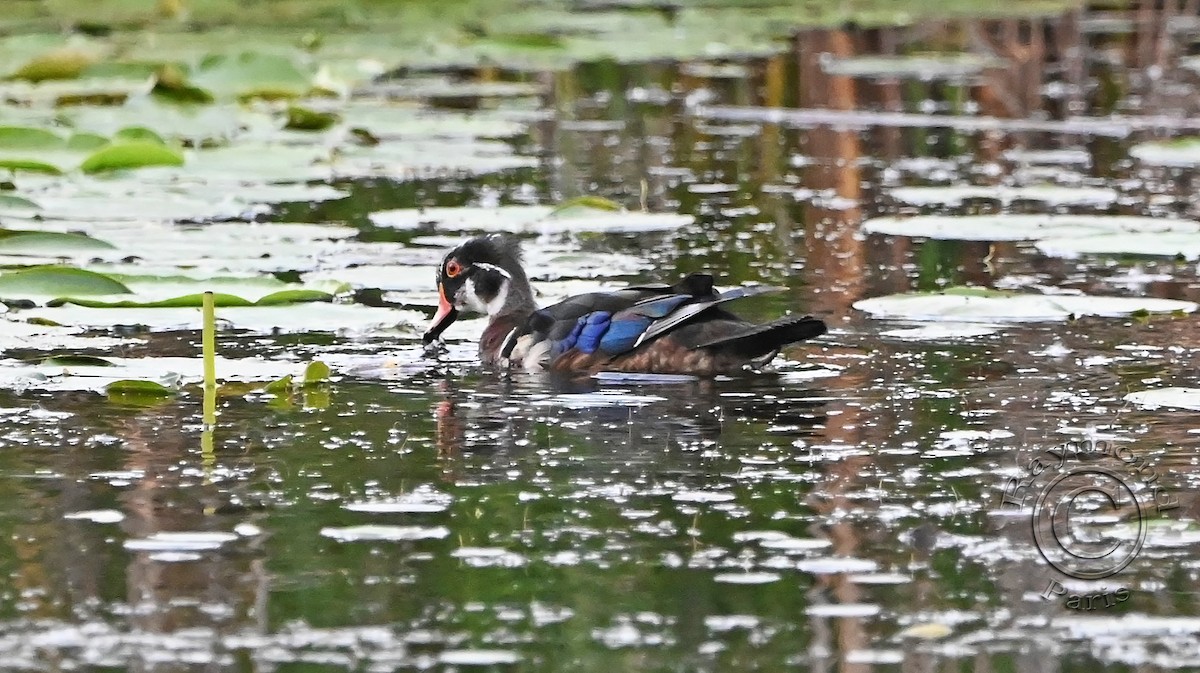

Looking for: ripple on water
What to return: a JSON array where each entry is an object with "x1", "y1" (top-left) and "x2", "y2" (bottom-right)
[
  {"x1": 796, "y1": 557, "x2": 879, "y2": 574},
  {"x1": 438, "y1": 649, "x2": 521, "y2": 665},
  {"x1": 63, "y1": 509, "x2": 125, "y2": 523},
  {"x1": 319, "y1": 525, "x2": 451, "y2": 542},
  {"x1": 123, "y1": 532, "x2": 239, "y2": 552},
  {"x1": 713, "y1": 572, "x2": 782, "y2": 584}
]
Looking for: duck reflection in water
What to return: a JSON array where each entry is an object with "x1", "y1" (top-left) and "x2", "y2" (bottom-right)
[{"x1": 430, "y1": 373, "x2": 829, "y2": 462}]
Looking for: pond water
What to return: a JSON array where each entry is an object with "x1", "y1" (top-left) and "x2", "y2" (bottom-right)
[{"x1": 0, "y1": 5, "x2": 1199, "y2": 672}]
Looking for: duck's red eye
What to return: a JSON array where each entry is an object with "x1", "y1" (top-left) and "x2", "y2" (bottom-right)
[{"x1": 445, "y1": 259, "x2": 463, "y2": 278}]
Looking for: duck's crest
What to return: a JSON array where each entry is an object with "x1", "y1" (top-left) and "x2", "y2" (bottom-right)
[{"x1": 460, "y1": 233, "x2": 523, "y2": 265}]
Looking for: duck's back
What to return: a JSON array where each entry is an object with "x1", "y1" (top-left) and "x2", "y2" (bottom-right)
[{"x1": 500, "y1": 274, "x2": 826, "y2": 375}]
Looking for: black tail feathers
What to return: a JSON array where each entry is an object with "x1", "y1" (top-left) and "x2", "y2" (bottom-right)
[{"x1": 692, "y1": 315, "x2": 826, "y2": 358}]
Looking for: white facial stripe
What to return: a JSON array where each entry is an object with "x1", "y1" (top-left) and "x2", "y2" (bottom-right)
[{"x1": 473, "y1": 262, "x2": 512, "y2": 279}]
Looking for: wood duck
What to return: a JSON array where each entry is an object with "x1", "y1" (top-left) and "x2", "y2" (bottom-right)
[{"x1": 422, "y1": 235, "x2": 827, "y2": 375}]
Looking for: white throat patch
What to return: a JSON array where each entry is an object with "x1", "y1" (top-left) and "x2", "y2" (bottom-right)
[{"x1": 460, "y1": 274, "x2": 510, "y2": 317}]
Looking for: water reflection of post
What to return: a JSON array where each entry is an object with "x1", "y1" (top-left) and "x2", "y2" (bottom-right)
[
  {"x1": 791, "y1": 28, "x2": 873, "y2": 673},
  {"x1": 794, "y1": 28, "x2": 866, "y2": 321}
]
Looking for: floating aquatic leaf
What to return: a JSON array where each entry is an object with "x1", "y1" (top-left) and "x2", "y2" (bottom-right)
[
  {"x1": 284, "y1": 105, "x2": 339, "y2": 131},
  {"x1": 888, "y1": 184, "x2": 1118, "y2": 207},
  {"x1": 112, "y1": 127, "x2": 167, "y2": 144},
  {"x1": 0, "y1": 267, "x2": 132, "y2": 296},
  {"x1": 1036, "y1": 232, "x2": 1200, "y2": 260},
  {"x1": 0, "y1": 158, "x2": 62, "y2": 174},
  {"x1": 370, "y1": 204, "x2": 693, "y2": 234},
  {"x1": 1130, "y1": 137, "x2": 1200, "y2": 167},
  {"x1": 551, "y1": 195, "x2": 622, "y2": 214},
  {"x1": 65, "y1": 132, "x2": 109, "y2": 151},
  {"x1": 47, "y1": 289, "x2": 333, "y2": 308},
  {"x1": 855, "y1": 288, "x2": 1197, "y2": 322},
  {"x1": 1124, "y1": 387, "x2": 1200, "y2": 411},
  {"x1": 105, "y1": 379, "x2": 176, "y2": 403},
  {"x1": 80, "y1": 140, "x2": 185, "y2": 173},
  {"x1": 9, "y1": 47, "x2": 98, "y2": 82},
  {"x1": 862, "y1": 214, "x2": 1199, "y2": 242},
  {"x1": 189, "y1": 52, "x2": 313, "y2": 100},
  {"x1": 21, "y1": 303, "x2": 410, "y2": 334},
  {"x1": 263, "y1": 374, "x2": 293, "y2": 393},
  {"x1": 0, "y1": 194, "x2": 39, "y2": 213},
  {"x1": 0, "y1": 126, "x2": 183, "y2": 174},
  {"x1": 0, "y1": 318, "x2": 134, "y2": 351},
  {"x1": 0, "y1": 231, "x2": 115, "y2": 254},
  {"x1": 64, "y1": 99, "x2": 273, "y2": 145},
  {"x1": 0, "y1": 126, "x2": 63, "y2": 149},
  {"x1": 304, "y1": 360, "x2": 331, "y2": 383},
  {"x1": 821, "y1": 53, "x2": 1001, "y2": 79},
  {"x1": 41, "y1": 355, "x2": 114, "y2": 367}
]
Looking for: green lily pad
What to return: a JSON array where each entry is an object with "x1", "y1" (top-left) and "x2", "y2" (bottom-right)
[
  {"x1": 1124, "y1": 388, "x2": 1200, "y2": 411},
  {"x1": 370, "y1": 204, "x2": 693, "y2": 234},
  {"x1": 0, "y1": 126, "x2": 181, "y2": 174},
  {"x1": 47, "y1": 289, "x2": 334, "y2": 308},
  {"x1": 80, "y1": 140, "x2": 185, "y2": 173},
  {"x1": 112, "y1": 127, "x2": 168, "y2": 144},
  {"x1": 888, "y1": 184, "x2": 1118, "y2": 207},
  {"x1": 264, "y1": 374, "x2": 293, "y2": 393},
  {"x1": 9, "y1": 47, "x2": 98, "y2": 82},
  {"x1": 551, "y1": 195, "x2": 622, "y2": 215},
  {"x1": 1130, "y1": 138, "x2": 1200, "y2": 167},
  {"x1": 855, "y1": 288, "x2": 1198, "y2": 322},
  {"x1": 821, "y1": 54, "x2": 1002, "y2": 79},
  {"x1": 0, "y1": 127, "x2": 63, "y2": 149},
  {"x1": 0, "y1": 231, "x2": 116, "y2": 254},
  {"x1": 862, "y1": 214, "x2": 1200, "y2": 242},
  {"x1": 21, "y1": 303, "x2": 411, "y2": 334},
  {"x1": 0, "y1": 195, "x2": 40, "y2": 212},
  {"x1": 0, "y1": 267, "x2": 132, "y2": 296},
  {"x1": 1036, "y1": 232, "x2": 1200, "y2": 260},
  {"x1": 285, "y1": 105, "x2": 339, "y2": 131},
  {"x1": 41, "y1": 355, "x2": 115, "y2": 367},
  {"x1": 189, "y1": 52, "x2": 313, "y2": 101},
  {"x1": 105, "y1": 379, "x2": 177, "y2": 404},
  {"x1": 266, "y1": 359, "x2": 332, "y2": 393},
  {"x1": 304, "y1": 360, "x2": 331, "y2": 383},
  {"x1": 0, "y1": 158, "x2": 62, "y2": 174}
]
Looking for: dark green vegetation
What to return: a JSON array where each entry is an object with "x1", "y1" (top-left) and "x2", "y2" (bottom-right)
[{"x1": 0, "y1": 0, "x2": 1194, "y2": 670}]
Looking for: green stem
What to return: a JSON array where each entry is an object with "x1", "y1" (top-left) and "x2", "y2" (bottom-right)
[{"x1": 202, "y1": 291, "x2": 216, "y2": 427}]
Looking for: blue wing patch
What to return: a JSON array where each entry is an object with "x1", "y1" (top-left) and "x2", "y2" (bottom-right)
[
  {"x1": 598, "y1": 315, "x2": 650, "y2": 353},
  {"x1": 549, "y1": 311, "x2": 613, "y2": 356},
  {"x1": 545, "y1": 295, "x2": 696, "y2": 358},
  {"x1": 597, "y1": 295, "x2": 692, "y2": 354},
  {"x1": 577, "y1": 312, "x2": 612, "y2": 353}
]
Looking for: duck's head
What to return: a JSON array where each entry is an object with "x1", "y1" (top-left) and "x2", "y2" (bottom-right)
[{"x1": 422, "y1": 235, "x2": 528, "y2": 344}]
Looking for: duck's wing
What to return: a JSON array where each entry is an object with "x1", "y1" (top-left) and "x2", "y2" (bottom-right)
[
  {"x1": 629, "y1": 284, "x2": 785, "y2": 349},
  {"x1": 499, "y1": 274, "x2": 716, "y2": 363}
]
